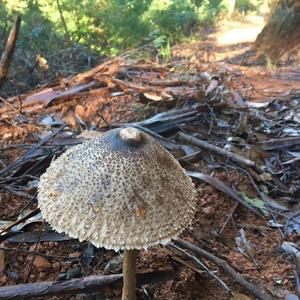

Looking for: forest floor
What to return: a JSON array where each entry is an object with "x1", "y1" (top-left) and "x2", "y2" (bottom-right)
[{"x1": 1, "y1": 17, "x2": 300, "y2": 300}]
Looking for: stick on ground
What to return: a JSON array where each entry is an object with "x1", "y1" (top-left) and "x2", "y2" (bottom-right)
[
  {"x1": 0, "y1": 271, "x2": 176, "y2": 299},
  {"x1": 178, "y1": 132, "x2": 257, "y2": 168},
  {"x1": 175, "y1": 239, "x2": 275, "y2": 300}
]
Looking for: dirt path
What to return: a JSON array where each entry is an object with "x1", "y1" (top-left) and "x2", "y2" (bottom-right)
[
  {"x1": 173, "y1": 15, "x2": 300, "y2": 103},
  {"x1": 214, "y1": 15, "x2": 264, "y2": 47}
]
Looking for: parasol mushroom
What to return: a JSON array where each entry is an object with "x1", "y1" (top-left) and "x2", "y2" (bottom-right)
[{"x1": 38, "y1": 127, "x2": 197, "y2": 300}]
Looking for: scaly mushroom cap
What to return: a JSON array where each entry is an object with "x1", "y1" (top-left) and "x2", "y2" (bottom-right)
[{"x1": 38, "y1": 127, "x2": 197, "y2": 250}]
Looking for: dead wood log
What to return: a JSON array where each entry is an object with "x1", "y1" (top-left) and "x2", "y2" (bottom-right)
[
  {"x1": 0, "y1": 271, "x2": 176, "y2": 299},
  {"x1": 0, "y1": 16, "x2": 21, "y2": 89}
]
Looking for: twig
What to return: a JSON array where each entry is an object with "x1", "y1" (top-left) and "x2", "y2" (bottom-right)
[
  {"x1": 168, "y1": 244, "x2": 231, "y2": 293},
  {"x1": 56, "y1": 0, "x2": 72, "y2": 44},
  {"x1": 218, "y1": 202, "x2": 239, "y2": 234},
  {"x1": 0, "y1": 124, "x2": 65, "y2": 177},
  {"x1": 0, "y1": 207, "x2": 40, "y2": 236},
  {"x1": 163, "y1": 247, "x2": 205, "y2": 274},
  {"x1": 0, "y1": 96, "x2": 18, "y2": 112},
  {"x1": 0, "y1": 271, "x2": 176, "y2": 299},
  {"x1": 236, "y1": 166, "x2": 285, "y2": 239},
  {"x1": 175, "y1": 239, "x2": 275, "y2": 300},
  {"x1": 178, "y1": 132, "x2": 258, "y2": 169}
]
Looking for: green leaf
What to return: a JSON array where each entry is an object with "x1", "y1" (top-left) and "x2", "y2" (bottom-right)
[{"x1": 239, "y1": 192, "x2": 269, "y2": 216}]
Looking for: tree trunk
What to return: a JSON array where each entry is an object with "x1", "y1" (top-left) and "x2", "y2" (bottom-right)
[
  {"x1": 0, "y1": 16, "x2": 21, "y2": 89},
  {"x1": 255, "y1": 1, "x2": 300, "y2": 61}
]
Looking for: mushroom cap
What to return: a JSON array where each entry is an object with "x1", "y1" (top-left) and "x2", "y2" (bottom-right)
[{"x1": 38, "y1": 127, "x2": 197, "y2": 250}]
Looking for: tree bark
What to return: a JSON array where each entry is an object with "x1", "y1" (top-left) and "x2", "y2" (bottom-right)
[
  {"x1": 0, "y1": 16, "x2": 21, "y2": 89},
  {"x1": 255, "y1": 1, "x2": 300, "y2": 61}
]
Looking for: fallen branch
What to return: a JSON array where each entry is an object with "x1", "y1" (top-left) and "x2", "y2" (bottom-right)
[
  {"x1": 257, "y1": 136, "x2": 300, "y2": 150},
  {"x1": 0, "y1": 271, "x2": 176, "y2": 299},
  {"x1": 0, "y1": 16, "x2": 21, "y2": 89},
  {"x1": 167, "y1": 244, "x2": 231, "y2": 293},
  {"x1": 175, "y1": 239, "x2": 275, "y2": 300},
  {"x1": 178, "y1": 132, "x2": 257, "y2": 168}
]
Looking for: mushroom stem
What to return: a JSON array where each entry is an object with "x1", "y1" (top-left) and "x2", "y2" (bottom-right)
[{"x1": 122, "y1": 249, "x2": 138, "y2": 300}]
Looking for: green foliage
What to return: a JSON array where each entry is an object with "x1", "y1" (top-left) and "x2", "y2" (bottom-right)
[
  {"x1": 157, "y1": 37, "x2": 172, "y2": 61},
  {"x1": 0, "y1": 0, "x2": 265, "y2": 59},
  {"x1": 145, "y1": 0, "x2": 198, "y2": 40},
  {"x1": 266, "y1": 55, "x2": 278, "y2": 69},
  {"x1": 97, "y1": 0, "x2": 152, "y2": 54},
  {"x1": 196, "y1": 0, "x2": 225, "y2": 21},
  {"x1": 235, "y1": 0, "x2": 265, "y2": 13},
  {"x1": 239, "y1": 192, "x2": 270, "y2": 216}
]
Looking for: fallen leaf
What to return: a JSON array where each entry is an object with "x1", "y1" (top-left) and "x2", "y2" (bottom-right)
[
  {"x1": 36, "y1": 54, "x2": 49, "y2": 72},
  {"x1": 239, "y1": 192, "x2": 269, "y2": 216},
  {"x1": 285, "y1": 294, "x2": 299, "y2": 300},
  {"x1": 286, "y1": 213, "x2": 300, "y2": 235},
  {"x1": 235, "y1": 228, "x2": 256, "y2": 260},
  {"x1": 188, "y1": 171, "x2": 263, "y2": 217},
  {"x1": 280, "y1": 242, "x2": 300, "y2": 258},
  {"x1": 143, "y1": 92, "x2": 162, "y2": 101}
]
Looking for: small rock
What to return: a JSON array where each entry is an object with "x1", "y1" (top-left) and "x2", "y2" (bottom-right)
[
  {"x1": 57, "y1": 272, "x2": 67, "y2": 281},
  {"x1": 203, "y1": 206, "x2": 215, "y2": 217},
  {"x1": 75, "y1": 105, "x2": 86, "y2": 119},
  {"x1": 39, "y1": 272, "x2": 46, "y2": 279},
  {"x1": 66, "y1": 268, "x2": 81, "y2": 280},
  {"x1": 33, "y1": 256, "x2": 51, "y2": 270},
  {"x1": 29, "y1": 274, "x2": 36, "y2": 281},
  {"x1": 52, "y1": 262, "x2": 61, "y2": 273}
]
